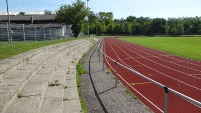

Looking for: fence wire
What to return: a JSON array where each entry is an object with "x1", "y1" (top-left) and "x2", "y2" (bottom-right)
[{"x1": 0, "y1": 22, "x2": 73, "y2": 43}]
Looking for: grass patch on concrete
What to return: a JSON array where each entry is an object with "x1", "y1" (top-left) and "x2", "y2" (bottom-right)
[
  {"x1": 76, "y1": 61, "x2": 87, "y2": 113},
  {"x1": 120, "y1": 37, "x2": 201, "y2": 61},
  {"x1": 0, "y1": 38, "x2": 76, "y2": 61}
]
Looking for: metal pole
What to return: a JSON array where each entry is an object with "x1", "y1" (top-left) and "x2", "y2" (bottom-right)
[
  {"x1": 115, "y1": 62, "x2": 118, "y2": 87},
  {"x1": 6, "y1": 0, "x2": 11, "y2": 44},
  {"x1": 50, "y1": 28, "x2": 52, "y2": 40},
  {"x1": 87, "y1": 0, "x2": 89, "y2": 37},
  {"x1": 164, "y1": 87, "x2": 169, "y2": 113},
  {"x1": 35, "y1": 26, "x2": 37, "y2": 42},
  {"x1": 23, "y1": 24, "x2": 26, "y2": 43},
  {"x1": 102, "y1": 53, "x2": 104, "y2": 70},
  {"x1": 6, "y1": 22, "x2": 10, "y2": 44},
  {"x1": 98, "y1": 47, "x2": 100, "y2": 61},
  {"x1": 43, "y1": 27, "x2": 45, "y2": 41}
]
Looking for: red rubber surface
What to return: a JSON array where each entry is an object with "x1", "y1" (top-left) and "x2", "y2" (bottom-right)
[{"x1": 103, "y1": 38, "x2": 201, "y2": 113}]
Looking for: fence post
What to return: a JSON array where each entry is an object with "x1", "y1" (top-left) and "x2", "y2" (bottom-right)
[
  {"x1": 103, "y1": 53, "x2": 104, "y2": 70},
  {"x1": 98, "y1": 47, "x2": 100, "y2": 61},
  {"x1": 115, "y1": 62, "x2": 118, "y2": 87},
  {"x1": 50, "y1": 28, "x2": 52, "y2": 40},
  {"x1": 35, "y1": 26, "x2": 37, "y2": 42},
  {"x1": 43, "y1": 27, "x2": 45, "y2": 41},
  {"x1": 6, "y1": 22, "x2": 10, "y2": 44},
  {"x1": 164, "y1": 86, "x2": 169, "y2": 113},
  {"x1": 23, "y1": 24, "x2": 26, "y2": 43}
]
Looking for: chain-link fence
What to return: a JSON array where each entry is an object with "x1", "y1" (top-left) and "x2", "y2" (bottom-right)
[{"x1": 0, "y1": 22, "x2": 73, "y2": 43}]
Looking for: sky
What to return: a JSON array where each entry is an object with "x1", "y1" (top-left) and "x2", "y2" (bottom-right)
[{"x1": 0, "y1": 0, "x2": 201, "y2": 19}]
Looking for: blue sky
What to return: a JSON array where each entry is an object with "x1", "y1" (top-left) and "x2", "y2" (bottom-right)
[{"x1": 0, "y1": 0, "x2": 201, "y2": 19}]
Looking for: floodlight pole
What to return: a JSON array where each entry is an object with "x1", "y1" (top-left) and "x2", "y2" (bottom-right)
[
  {"x1": 6, "y1": 0, "x2": 11, "y2": 44},
  {"x1": 87, "y1": 0, "x2": 89, "y2": 37}
]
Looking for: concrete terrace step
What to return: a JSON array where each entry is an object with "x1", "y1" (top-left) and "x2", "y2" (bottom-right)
[
  {"x1": 0, "y1": 43, "x2": 71, "y2": 106},
  {"x1": 0, "y1": 39, "x2": 85, "y2": 80},
  {"x1": 1, "y1": 38, "x2": 96, "y2": 113}
]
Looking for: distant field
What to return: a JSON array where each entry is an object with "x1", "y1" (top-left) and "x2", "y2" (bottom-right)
[
  {"x1": 119, "y1": 37, "x2": 201, "y2": 61},
  {"x1": 0, "y1": 38, "x2": 77, "y2": 61}
]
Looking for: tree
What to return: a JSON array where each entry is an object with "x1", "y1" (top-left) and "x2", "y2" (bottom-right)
[
  {"x1": 150, "y1": 18, "x2": 167, "y2": 35},
  {"x1": 123, "y1": 23, "x2": 132, "y2": 34},
  {"x1": 56, "y1": 0, "x2": 88, "y2": 38},
  {"x1": 167, "y1": 18, "x2": 184, "y2": 35},
  {"x1": 44, "y1": 10, "x2": 52, "y2": 15},
  {"x1": 19, "y1": 12, "x2": 25, "y2": 15}
]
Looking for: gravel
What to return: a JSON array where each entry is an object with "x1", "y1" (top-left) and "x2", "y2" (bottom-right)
[{"x1": 81, "y1": 41, "x2": 152, "y2": 113}]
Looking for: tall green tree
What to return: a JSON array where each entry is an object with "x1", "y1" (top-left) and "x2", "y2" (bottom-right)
[
  {"x1": 56, "y1": 0, "x2": 88, "y2": 38},
  {"x1": 150, "y1": 18, "x2": 167, "y2": 35}
]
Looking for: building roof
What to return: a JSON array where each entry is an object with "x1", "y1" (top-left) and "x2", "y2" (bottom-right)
[
  {"x1": 25, "y1": 23, "x2": 63, "y2": 28},
  {"x1": 24, "y1": 12, "x2": 44, "y2": 15},
  {"x1": 34, "y1": 14, "x2": 57, "y2": 20},
  {"x1": 0, "y1": 14, "x2": 56, "y2": 22},
  {"x1": 0, "y1": 12, "x2": 19, "y2": 15}
]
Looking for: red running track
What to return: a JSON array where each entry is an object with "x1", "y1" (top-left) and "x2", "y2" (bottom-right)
[{"x1": 103, "y1": 38, "x2": 201, "y2": 113}]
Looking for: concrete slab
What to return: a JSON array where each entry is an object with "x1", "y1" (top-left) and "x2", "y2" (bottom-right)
[
  {"x1": 5, "y1": 96, "x2": 41, "y2": 113},
  {"x1": 64, "y1": 87, "x2": 79, "y2": 100},
  {"x1": 65, "y1": 79, "x2": 77, "y2": 88},
  {"x1": 37, "y1": 66, "x2": 54, "y2": 74},
  {"x1": 39, "y1": 97, "x2": 63, "y2": 113},
  {"x1": 63, "y1": 99, "x2": 82, "y2": 113},
  {"x1": 0, "y1": 93, "x2": 11, "y2": 113},
  {"x1": 5, "y1": 70, "x2": 30, "y2": 79},
  {"x1": 66, "y1": 74, "x2": 76, "y2": 80},
  {"x1": 68, "y1": 68, "x2": 76, "y2": 75},
  {"x1": 0, "y1": 85, "x2": 15, "y2": 93},
  {"x1": 45, "y1": 86, "x2": 63, "y2": 98},
  {"x1": 56, "y1": 65, "x2": 68, "y2": 73},
  {"x1": 31, "y1": 73, "x2": 50, "y2": 83},
  {"x1": 21, "y1": 82, "x2": 46, "y2": 96},
  {"x1": 50, "y1": 71, "x2": 66, "y2": 83},
  {"x1": 0, "y1": 77, "x2": 24, "y2": 86},
  {"x1": 49, "y1": 76, "x2": 65, "y2": 87},
  {"x1": 0, "y1": 64, "x2": 8, "y2": 74}
]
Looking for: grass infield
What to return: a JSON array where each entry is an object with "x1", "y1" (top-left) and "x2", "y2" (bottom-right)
[{"x1": 119, "y1": 37, "x2": 201, "y2": 61}]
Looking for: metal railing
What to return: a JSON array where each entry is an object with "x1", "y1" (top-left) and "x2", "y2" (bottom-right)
[{"x1": 96, "y1": 38, "x2": 201, "y2": 113}]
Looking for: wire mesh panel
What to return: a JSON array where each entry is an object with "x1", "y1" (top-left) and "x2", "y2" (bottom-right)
[
  {"x1": 0, "y1": 22, "x2": 73, "y2": 43},
  {"x1": 0, "y1": 22, "x2": 8, "y2": 41}
]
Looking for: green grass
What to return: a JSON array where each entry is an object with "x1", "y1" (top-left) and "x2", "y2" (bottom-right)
[
  {"x1": 76, "y1": 61, "x2": 87, "y2": 113},
  {"x1": 0, "y1": 38, "x2": 76, "y2": 61},
  {"x1": 119, "y1": 37, "x2": 201, "y2": 61}
]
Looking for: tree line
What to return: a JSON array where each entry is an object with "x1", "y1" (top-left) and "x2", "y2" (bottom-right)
[
  {"x1": 83, "y1": 12, "x2": 201, "y2": 36},
  {"x1": 56, "y1": 0, "x2": 201, "y2": 37}
]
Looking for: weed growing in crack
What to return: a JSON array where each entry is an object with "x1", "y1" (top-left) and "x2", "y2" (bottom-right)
[
  {"x1": 24, "y1": 58, "x2": 29, "y2": 63},
  {"x1": 67, "y1": 71, "x2": 70, "y2": 74},
  {"x1": 48, "y1": 82, "x2": 55, "y2": 86},
  {"x1": 48, "y1": 80, "x2": 60, "y2": 86},
  {"x1": 63, "y1": 98, "x2": 69, "y2": 101},
  {"x1": 82, "y1": 53, "x2": 87, "y2": 57},
  {"x1": 63, "y1": 85, "x2": 68, "y2": 89},
  {"x1": 107, "y1": 68, "x2": 112, "y2": 74},
  {"x1": 18, "y1": 93, "x2": 24, "y2": 98}
]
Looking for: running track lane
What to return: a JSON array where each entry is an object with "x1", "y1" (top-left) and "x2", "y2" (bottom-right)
[{"x1": 103, "y1": 38, "x2": 201, "y2": 113}]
